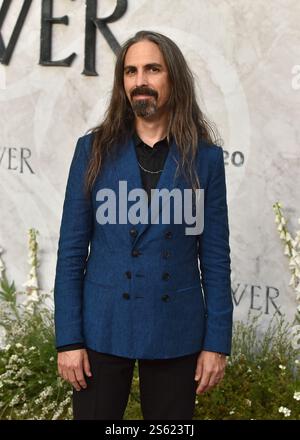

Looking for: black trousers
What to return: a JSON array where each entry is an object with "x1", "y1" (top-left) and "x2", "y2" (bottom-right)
[{"x1": 72, "y1": 347, "x2": 200, "y2": 420}]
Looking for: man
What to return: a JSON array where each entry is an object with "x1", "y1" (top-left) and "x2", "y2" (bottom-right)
[{"x1": 54, "y1": 30, "x2": 233, "y2": 420}]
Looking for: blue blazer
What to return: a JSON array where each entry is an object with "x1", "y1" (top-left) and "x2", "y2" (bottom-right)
[{"x1": 54, "y1": 132, "x2": 233, "y2": 359}]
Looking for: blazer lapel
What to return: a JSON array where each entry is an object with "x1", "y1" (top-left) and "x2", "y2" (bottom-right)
[{"x1": 112, "y1": 135, "x2": 181, "y2": 243}]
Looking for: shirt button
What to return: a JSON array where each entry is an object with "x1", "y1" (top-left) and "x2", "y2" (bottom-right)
[
  {"x1": 122, "y1": 292, "x2": 130, "y2": 300},
  {"x1": 165, "y1": 231, "x2": 172, "y2": 239},
  {"x1": 161, "y1": 294, "x2": 170, "y2": 302},
  {"x1": 162, "y1": 272, "x2": 170, "y2": 281},
  {"x1": 125, "y1": 271, "x2": 132, "y2": 279}
]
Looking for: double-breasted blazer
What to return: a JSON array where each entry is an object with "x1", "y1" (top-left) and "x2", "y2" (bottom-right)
[{"x1": 54, "y1": 132, "x2": 233, "y2": 359}]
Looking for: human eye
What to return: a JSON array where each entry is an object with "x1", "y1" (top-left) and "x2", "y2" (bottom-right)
[{"x1": 125, "y1": 67, "x2": 135, "y2": 75}]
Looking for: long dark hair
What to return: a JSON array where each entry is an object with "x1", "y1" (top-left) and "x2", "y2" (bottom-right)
[{"x1": 84, "y1": 30, "x2": 222, "y2": 198}]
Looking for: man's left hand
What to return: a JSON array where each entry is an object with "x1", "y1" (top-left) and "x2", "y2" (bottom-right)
[{"x1": 194, "y1": 350, "x2": 227, "y2": 394}]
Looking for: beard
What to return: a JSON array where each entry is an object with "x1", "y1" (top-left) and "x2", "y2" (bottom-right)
[{"x1": 131, "y1": 97, "x2": 158, "y2": 118}]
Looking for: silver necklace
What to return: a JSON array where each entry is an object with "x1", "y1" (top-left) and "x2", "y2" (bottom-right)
[{"x1": 137, "y1": 160, "x2": 164, "y2": 174}]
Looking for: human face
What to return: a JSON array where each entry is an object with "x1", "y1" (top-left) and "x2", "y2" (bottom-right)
[{"x1": 123, "y1": 40, "x2": 171, "y2": 119}]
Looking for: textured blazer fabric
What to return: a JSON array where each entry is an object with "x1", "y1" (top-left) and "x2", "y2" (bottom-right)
[{"x1": 54, "y1": 132, "x2": 233, "y2": 359}]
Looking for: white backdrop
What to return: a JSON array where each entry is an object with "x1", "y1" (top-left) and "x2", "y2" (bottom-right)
[{"x1": 1, "y1": 0, "x2": 300, "y2": 330}]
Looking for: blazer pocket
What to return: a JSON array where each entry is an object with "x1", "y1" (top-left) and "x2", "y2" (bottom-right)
[{"x1": 175, "y1": 284, "x2": 200, "y2": 293}]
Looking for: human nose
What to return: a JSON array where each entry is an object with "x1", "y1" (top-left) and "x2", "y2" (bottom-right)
[{"x1": 135, "y1": 68, "x2": 147, "y2": 87}]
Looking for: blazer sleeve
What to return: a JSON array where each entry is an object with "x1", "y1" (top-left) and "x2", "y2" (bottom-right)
[
  {"x1": 198, "y1": 146, "x2": 233, "y2": 355},
  {"x1": 53, "y1": 135, "x2": 93, "y2": 348}
]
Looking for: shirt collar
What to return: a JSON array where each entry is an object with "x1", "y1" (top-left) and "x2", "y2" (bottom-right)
[{"x1": 133, "y1": 131, "x2": 170, "y2": 149}]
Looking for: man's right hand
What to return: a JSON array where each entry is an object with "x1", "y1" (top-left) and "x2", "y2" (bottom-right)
[{"x1": 57, "y1": 348, "x2": 92, "y2": 391}]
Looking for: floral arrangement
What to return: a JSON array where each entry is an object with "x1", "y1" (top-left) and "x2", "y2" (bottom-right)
[
  {"x1": 0, "y1": 225, "x2": 299, "y2": 419},
  {"x1": 273, "y1": 202, "x2": 300, "y2": 350}
]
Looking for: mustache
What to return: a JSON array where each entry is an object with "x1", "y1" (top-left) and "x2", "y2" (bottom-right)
[{"x1": 131, "y1": 87, "x2": 158, "y2": 99}]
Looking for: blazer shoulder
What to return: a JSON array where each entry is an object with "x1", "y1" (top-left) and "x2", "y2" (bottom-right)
[
  {"x1": 196, "y1": 139, "x2": 224, "y2": 167},
  {"x1": 77, "y1": 131, "x2": 95, "y2": 158}
]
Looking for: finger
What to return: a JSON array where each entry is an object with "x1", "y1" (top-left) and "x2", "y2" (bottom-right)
[
  {"x1": 194, "y1": 363, "x2": 203, "y2": 382},
  {"x1": 57, "y1": 359, "x2": 63, "y2": 377},
  {"x1": 57, "y1": 358, "x2": 68, "y2": 381},
  {"x1": 60, "y1": 368, "x2": 69, "y2": 382},
  {"x1": 196, "y1": 371, "x2": 211, "y2": 394},
  {"x1": 74, "y1": 367, "x2": 88, "y2": 389},
  {"x1": 83, "y1": 352, "x2": 92, "y2": 378},
  {"x1": 68, "y1": 369, "x2": 82, "y2": 392},
  {"x1": 207, "y1": 370, "x2": 225, "y2": 391},
  {"x1": 206, "y1": 373, "x2": 220, "y2": 391}
]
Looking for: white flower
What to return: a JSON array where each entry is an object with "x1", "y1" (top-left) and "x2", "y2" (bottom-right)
[
  {"x1": 245, "y1": 399, "x2": 252, "y2": 407},
  {"x1": 291, "y1": 238, "x2": 299, "y2": 248},
  {"x1": 22, "y1": 278, "x2": 38, "y2": 289},
  {"x1": 9, "y1": 394, "x2": 21, "y2": 406},
  {"x1": 280, "y1": 230, "x2": 286, "y2": 240},
  {"x1": 23, "y1": 290, "x2": 39, "y2": 304},
  {"x1": 291, "y1": 325, "x2": 300, "y2": 350},
  {"x1": 293, "y1": 391, "x2": 300, "y2": 401},
  {"x1": 295, "y1": 359, "x2": 299, "y2": 365},
  {"x1": 278, "y1": 406, "x2": 291, "y2": 417},
  {"x1": 15, "y1": 343, "x2": 23, "y2": 349},
  {"x1": 279, "y1": 364, "x2": 286, "y2": 370},
  {"x1": 0, "y1": 257, "x2": 5, "y2": 274},
  {"x1": 285, "y1": 232, "x2": 292, "y2": 241},
  {"x1": 289, "y1": 274, "x2": 296, "y2": 287},
  {"x1": 289, "y1": 258, "x2": 297, "y2": 270}
]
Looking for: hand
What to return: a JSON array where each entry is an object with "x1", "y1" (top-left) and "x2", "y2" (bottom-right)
[
  {"x1": 57, "y1": 348, "x2": 92, "y2": 391},
  {"x1": 194, "y1": 350, "x2": 226, "y2": 395}
]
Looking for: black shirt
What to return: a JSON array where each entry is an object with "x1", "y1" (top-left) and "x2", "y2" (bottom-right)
[
  {"x1": 133, "y1": 131, "x2": 170, "y2": 203},
  {"x1": 56, "y1": 132, "x2": 170, "y2": 353}
]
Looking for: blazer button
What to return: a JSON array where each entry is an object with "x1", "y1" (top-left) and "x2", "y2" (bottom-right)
[
  {"x1": 132, "y1": 249, "x2": 140, "y2": 257},
  {"x1": 130, "y1": 228, "x2": 138, "y2": 238},
  {"x1": 125, "y1": 271, "x2": 132, "y2": 279},
  {"x1": 162, "y1": 272, "x2": 170, "y2": 281},
  {"x1": 122, "y1": 292, "x2": 130, "y2": 300},
  {"x1": 165, "y1": 231, "x2": 172, "y2": 239},
  {"x1": 162, "y1": 250, "x2": 171, "y2": 259},
  {"x1": 161, "y1": 294, "x2": 170, "y2": 302}
]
